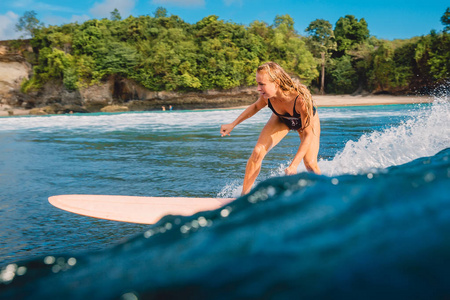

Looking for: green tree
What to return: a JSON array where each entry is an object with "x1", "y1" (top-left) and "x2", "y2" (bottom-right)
[
  {"x1": 268, "y1": 15, "x2": 318, "y2": 84},
  {"x1": 346, "y1": 37, "x2": 380, "y2": 93},
  {"x1": 328, "y1": 15, "x2": 370, "y2": 93},
  {"x1": 334, "y1": 15, "x2": 369, "y2": 56},
  {"x1": 193, "y1": 16, "x2": 253, "y2": 89},
  {"x1": 305, "y1": 19, "x2": 336, "y2": 94},
  {"x1": 248, "y1": 20, "x2": 270, "y2": 39},
  {"x1": 273, "y1": 14, "x2": 294, "y2": 31},
  {"x1": 390, "y1": 42, "x2": 415, "y2": 89},
  {"x1": 15, "y1": 10, "x2": 44, "y2": 38},
  {"x1": 369, "y1": 42, "x2": 394, "y2": 91},
  {"x1": 326, "y1": 55, "x2": 358, "y2": 94},
  {"x1": 415, "y1": 30, "x2": 450, "y2": 83},
  {"x1": 21, "y1": 13, "x2": 317, "y2": 94},
  {"x1": 441, "y1": 7, "x2": 450, "y2": 32},
  {"x1": 110, "y1": 9, "x2": 121, "y2": 21},
  {"x1": 154, "y1": 7, "x2": 168, "y2": 18}
]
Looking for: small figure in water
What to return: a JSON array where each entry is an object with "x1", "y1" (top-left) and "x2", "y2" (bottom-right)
[{"x1": 220, "y1": 62, "x2": 321, "y2": 195}]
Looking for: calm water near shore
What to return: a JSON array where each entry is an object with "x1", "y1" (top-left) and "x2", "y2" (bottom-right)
[{"x1": 0, "y1": 98, "x2": 449, "y2": 298}]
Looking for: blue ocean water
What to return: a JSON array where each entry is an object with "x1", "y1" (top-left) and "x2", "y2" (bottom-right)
[{"x1": 0, "y1": 96, "x2": 449, "y2": 298}]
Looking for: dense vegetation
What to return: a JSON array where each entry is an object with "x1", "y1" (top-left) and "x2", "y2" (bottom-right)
[{"x1": 16, "y1": 7, "x2": 450, "y2": 95}]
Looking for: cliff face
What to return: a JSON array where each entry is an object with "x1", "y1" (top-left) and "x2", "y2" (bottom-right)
[
  {"x1": 77, "y1": 76, "x2": 258, "y2": 112},
  {"x1": 0, "y1": 43, "x2": 257, "y2": 115},
  {"x1": 0, "y1": 45, "x2": 32, "y2": 107}
]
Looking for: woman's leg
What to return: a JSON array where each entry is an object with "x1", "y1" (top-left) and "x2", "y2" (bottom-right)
[
  {"x1": 299, "y1": 114, "x2": 321, "y2": 174},
  {"x1": 242, "y1": 114, "x2": 289, "y2": 195}
]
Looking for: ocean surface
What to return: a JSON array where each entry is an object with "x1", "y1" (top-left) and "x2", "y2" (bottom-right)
[{"x1": 0, "y1": 95, "x2": 449, "y2": 299}]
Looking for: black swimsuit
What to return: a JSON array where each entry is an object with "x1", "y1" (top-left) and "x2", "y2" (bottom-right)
[{"x1": 268, "y1": 95, "x2": 316, "y2": 131}]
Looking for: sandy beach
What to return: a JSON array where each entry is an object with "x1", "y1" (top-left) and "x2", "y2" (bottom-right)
[
  {"x1": 0, "y1": 107, "x2": 31, "y2": 117},
  {"x1": 0, "y1": 94, "x2": 434, "y2": 117},
  {"x1": 313, "y1": 94, "x2": 433, "y2": 107}
]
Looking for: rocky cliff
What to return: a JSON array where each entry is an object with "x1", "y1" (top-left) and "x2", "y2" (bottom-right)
[
  {"x1": 0, "y1": 42, "x2": 258, "y2": 115},
  {"x1": 0, "y1": 44, "x2": 32, "y2": 109}
]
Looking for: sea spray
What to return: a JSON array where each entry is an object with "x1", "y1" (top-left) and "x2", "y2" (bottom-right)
[
  {"x1": 321, "y1": 97, "x2": 449, "y2": 176},
  {"x1": 217, "y1": 180, "x2": 243, "y2": 198}
]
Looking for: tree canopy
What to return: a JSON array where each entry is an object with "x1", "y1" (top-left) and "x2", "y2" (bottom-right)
[
  {"x1": 15, "y1": 10, "x2": 44, "y2": 39},
  {"x1": 21, "y1": 11, "x2": 317, "y2": 93},
  {"x1": 305, "y1": 19, "x2": 336, "y2": 94},
  {"x1": 110, "y1": 9, "x2": 121, "y2": 21},
  {"x1": 17, "y1": 7, "x2": 450, "y2": 95}
]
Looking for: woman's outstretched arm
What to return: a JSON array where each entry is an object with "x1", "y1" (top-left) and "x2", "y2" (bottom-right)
[{"x1": 220, "y1": 97, "x2": 267, "y2": 137}]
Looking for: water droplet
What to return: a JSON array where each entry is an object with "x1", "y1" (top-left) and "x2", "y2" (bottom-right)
[
  {"x1": 44, "y1": 256, "x2": 55, "y2": 265},
  {"x1": 424, "y1": 172, "x2": 435, "y2": 182},
  {"x1": 51, "y1": 265, "x2": 61, "y2": 273},
  {"x1": 180, "y1": 225, "x2": 190, "y2": 234},
  {"x1": 144, "y1": 230, "x2": 154, "y2": 238},
  {"x1": 121, "y1": 292, "x2": 139, "y2": 300},
  {"x1": 248, "y1": 195, "x2": 257, "y2": 203},
  {"x1": 0, "y1": 264, "x2": 18, "y2": 283},
  {"x1": 198, "y1": 217, "x2": 208, "y2": 227},
  {"x1": 191, "y1": 220, "x2": 199, "y2": 229},
  {"x1": 67, "y1": 258, "x2": 77, "y2": 267},
  {"x1": 298, "y1": 179, "x2": 308, "y2": 187},
  {"x1": 220, "y1": 208, "x2": 231, "y2": 217},
  {"x1": 17, "y1": 266, "x2": 27, "y2": 276},
  {"x1": 283, "y1": 190, "x2": 292, "y2": 197},
  {"x1": 267, "y1": 186, "x2": 276, "y2": 196}
]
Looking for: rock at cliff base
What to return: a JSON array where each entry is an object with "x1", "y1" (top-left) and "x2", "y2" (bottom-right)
[
  {"x1": 100, "y1": 105, "x2": 129, "y2": 113},
  {"x1": 29, "y1": 108, "x2": 47, "y2": 115}
]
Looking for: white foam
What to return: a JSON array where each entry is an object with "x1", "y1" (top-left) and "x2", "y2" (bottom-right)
[
  {"x1": 0, "y1": 108, "x2": 272, "y2": 133},
  {"x1": 217, "y1": 180, "x2": 243, "y2": 198},
  {"x1": 320, "y1": 97, "x2": 450, "y2": 176},
  {"x1": 0, "y1": 104, "x2": 419, "y2": 133}
]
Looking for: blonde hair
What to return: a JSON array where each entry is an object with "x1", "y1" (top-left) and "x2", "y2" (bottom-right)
[{"x1": 257, "y1": 61, "x2": 315, "y2": 130}]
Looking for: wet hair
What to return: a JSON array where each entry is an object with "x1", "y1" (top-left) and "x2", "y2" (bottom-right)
[{"x1": 257, "y1": 61, "x2": 315, "y2": 130}]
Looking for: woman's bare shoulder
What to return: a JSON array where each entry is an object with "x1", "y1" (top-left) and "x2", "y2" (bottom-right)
[
  {"x1": 294, "y1": 96, "x2": 312, "y2": 118},
  {"x1": 255, "y1": 96, "x2": 268, "y2": 109}
]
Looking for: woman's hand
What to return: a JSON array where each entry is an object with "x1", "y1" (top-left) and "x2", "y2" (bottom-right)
[
  {"x1": 220, "y1": 123, "x2": 235, "y2": 137},
  {"x1": 285, "y1": 165, "x2": 298, "y2": 176}
]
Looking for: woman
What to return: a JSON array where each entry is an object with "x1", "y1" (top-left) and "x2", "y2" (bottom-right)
[{"x1": 220, "y1": 62, "x2": 321, "y2": 195}]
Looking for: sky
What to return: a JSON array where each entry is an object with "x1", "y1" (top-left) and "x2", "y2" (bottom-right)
[{"x1": 0, "y1": 0, "x2": 448, "y2": 41}]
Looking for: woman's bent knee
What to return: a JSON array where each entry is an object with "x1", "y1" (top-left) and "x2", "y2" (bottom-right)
[{"x1": 249, "y1": 145, "x2": 267, "y2": 164}]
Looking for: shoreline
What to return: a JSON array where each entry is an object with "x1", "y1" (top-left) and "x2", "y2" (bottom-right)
[
  {"x1": 313, "y1": 94, "x2": 433, "y2": 107},
  {"x1": 0, "y1": 95, "x2": 434, "y2": 117}
]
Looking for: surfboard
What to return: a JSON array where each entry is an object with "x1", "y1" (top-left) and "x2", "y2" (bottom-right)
[{"x1": 49, "y1": 194, "x2": 235, "y2": 224}]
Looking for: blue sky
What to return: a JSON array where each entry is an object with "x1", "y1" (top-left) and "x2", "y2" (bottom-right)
[{"x1": 0, "y1": 0, "x2": 448, "y2": 41}]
